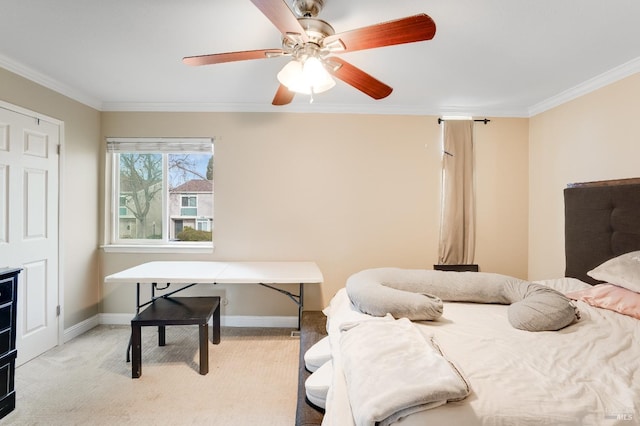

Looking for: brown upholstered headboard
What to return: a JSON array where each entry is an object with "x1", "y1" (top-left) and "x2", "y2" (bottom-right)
[{"x1": 564, "y1": 177, "x2": 640, "y2": 285}]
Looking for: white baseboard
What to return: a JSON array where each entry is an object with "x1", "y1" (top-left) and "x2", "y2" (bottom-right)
[
  {"x1": 98, "y1": 313, "x2": 132, "y2": 325},
  {"x1": 221, "y1": 315, "x2": 297, "y2": 328},
  {"x1": 96, "y1": 313, "x2": 298, "y2": 328},
  {"x1": 63, "y1": 315, "x2": 100, "y2": 343},
  {"x1": 63, "y1": 313, "x2": 298, "y2": 345}
]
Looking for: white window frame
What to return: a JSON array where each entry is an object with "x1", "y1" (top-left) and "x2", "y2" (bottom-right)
[{"x1": 102, "y1": 137, "x2": 214, "y2": 254}]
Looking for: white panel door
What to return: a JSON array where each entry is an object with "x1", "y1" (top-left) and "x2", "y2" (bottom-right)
[{"x1": 0, "y1": 105, "x2": 60, "y2": 366}]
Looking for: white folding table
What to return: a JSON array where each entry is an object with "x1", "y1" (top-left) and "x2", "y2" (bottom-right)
[{"x1": 105, "y1": 260, "x2": 322, "y2": 321}]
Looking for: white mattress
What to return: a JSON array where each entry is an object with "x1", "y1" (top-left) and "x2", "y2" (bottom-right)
[{"x1": 321, "y1": 277, "x2": 640, "y2": 426}]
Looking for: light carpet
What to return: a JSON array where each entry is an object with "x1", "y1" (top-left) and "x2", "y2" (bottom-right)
[{"x1": 4, "y1": 325, "x2": 299, "y2": 425}]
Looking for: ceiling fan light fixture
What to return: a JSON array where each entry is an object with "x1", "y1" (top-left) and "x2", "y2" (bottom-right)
[{"x1": 277, "y1": 57, "x2": 335, "y2": 95}]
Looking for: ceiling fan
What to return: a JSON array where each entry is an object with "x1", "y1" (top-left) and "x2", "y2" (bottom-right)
[{"x1": 183, "y1": 0, "x2": 436, "y2": 105}]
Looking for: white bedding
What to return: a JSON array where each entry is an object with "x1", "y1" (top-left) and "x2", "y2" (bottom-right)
[
  {"x1": 339, "y1": 316, "x2": 469, "y2": 426},
  {"x1": 321, "y1": 277, "x2": 640, "y2": 426}
]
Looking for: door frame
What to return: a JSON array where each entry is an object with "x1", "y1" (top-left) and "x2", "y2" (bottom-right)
[{"x1": 0, "y1": 99, "x2": 64, "y2": 349}]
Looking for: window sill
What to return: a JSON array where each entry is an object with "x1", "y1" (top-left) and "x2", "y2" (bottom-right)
[{"x1": 101, "y1": 243, "x2": 214, "y2": 254}]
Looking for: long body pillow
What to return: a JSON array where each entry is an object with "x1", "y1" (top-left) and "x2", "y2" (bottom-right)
[{"x1": 345, "y1": 268, "x2": 579, "y2": 331}]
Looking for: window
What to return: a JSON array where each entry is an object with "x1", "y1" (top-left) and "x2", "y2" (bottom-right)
[
  {"x1": 181, "y1": 195, "x2": 197, "y2": 216},
  {"x1": 197, "y1": 218, "x2": 212, "y2": 232},
  {"x1": 105, "y1": 138, "x2": 214, "y2": 250},
  {"x1": 119, "y1": 195, "x2": 130, "y2": 217}
]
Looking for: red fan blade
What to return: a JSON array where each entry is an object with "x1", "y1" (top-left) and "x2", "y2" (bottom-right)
[
  {"x1": 250, "y1": 0, "x2": 309, "y2": 43},
  {"x1": 327, "y1": 57, "x2": 392, "y2": 100},
  {"x1": 324, "y1": 14, "x2": 436, "y2": 53},
  {"x1": 183, "y1": 49, "x2": 284, "y2": 66},
  {"x1": 272, "y1": 84, "x2": 295, "y2": 105}
]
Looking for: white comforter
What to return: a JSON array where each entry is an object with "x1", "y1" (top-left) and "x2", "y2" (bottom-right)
[{"x1": 322, "y1": 278, "x2": 640, "y2": 426}]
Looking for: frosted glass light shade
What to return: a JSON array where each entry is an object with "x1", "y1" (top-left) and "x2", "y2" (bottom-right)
[{"x1": 277, "y1": 58, "x2": 336, "y2": 94}]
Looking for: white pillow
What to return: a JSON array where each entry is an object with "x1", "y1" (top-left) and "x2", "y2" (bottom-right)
[
  {"x1": 304, "y1": 335, "x2": 331, "y2": 372},
  {"x1": 305, "y1": 360, "x2": 332, "y2": 409},
  {"x1": 587, "y1": 251, "x2": 640, "y2": 292}
]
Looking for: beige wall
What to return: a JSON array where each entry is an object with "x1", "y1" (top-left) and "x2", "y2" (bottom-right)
[
  {"x1": 528, "y1": 72, "x2": 640, "y2": 280},
  {"x1": 0, "y1": 64, "x2": 531, "y2": 328},
  {"x1": 475, "y1": 118, "x2": 529, "y2": 277},
  {"x1": 101, "y1": 112, "x2": 529, "y2": 318},
  {"x1": 0, "y1": 68, "x2": 101, "y2": 328}
]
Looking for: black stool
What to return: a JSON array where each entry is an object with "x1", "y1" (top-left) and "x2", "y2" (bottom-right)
[{"x1": 130, "y1": 296, "x2": 221, "y2": 378}]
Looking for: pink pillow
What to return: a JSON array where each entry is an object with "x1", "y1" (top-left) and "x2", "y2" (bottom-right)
[{"x1": 566, "y1": 284, "x2": 640, "y2": 320}]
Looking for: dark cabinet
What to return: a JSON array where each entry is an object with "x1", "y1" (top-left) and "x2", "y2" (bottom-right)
[{"x1": 0, "y1": 268, "x2": 20, "y2": 420}]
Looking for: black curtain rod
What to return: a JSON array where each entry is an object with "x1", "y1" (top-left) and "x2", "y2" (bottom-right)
[{"x1": 438, "y1": 118, "x2": 490, "y2": 124}]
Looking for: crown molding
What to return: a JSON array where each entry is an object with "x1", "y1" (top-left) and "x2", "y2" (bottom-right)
[
  {"x1": 0, "y1": 54, "x2": 102, "y2": 111},
  {"x1": 528, "y1": 56, "x2": 640, "y2": 117},
  {"x1": 100, "y1": 100, "x2": 529, "y2": 117}
]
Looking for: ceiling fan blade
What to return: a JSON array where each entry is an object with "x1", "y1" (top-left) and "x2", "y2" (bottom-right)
[
  {"x1": 272, "y1": 84, "x2": 295, "y2": 105},
  {"x1": 327, "y1": 57, "x2": 392, "y2": 100},
  {"x1": 324, "y1": 14, "x2": 436, "y2": 53},
  {"x1": 183, "y1": 49, "x2": 284, "y2": 66},
  {"x1": 250, "y1": 0, "x2": 309, "y2": 43},
  {"x1": 327, "y1": 57, "x2": 393, "y2": 99}
]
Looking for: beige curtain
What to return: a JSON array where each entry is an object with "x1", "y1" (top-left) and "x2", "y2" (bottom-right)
[{"x1": 438, "y1": 120, "x2": 475, "y2": 265}]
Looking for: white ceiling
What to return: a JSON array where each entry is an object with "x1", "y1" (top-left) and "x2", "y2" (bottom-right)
[{"x1": 1, "y1": 0, "x2": 639, "y2": 116}]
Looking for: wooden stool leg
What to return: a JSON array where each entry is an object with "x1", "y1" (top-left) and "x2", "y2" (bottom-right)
[
  {"x1": 211, "y1": 303, "x2": 221, "y2": 344},
  {"x1": 199, "y1": 323, "x2": 208, "y2": 375},
  {"x1": 131, "y1": 324, "x2": 142, "y2": 378},
  {"x1": 158, "y1": 325, "x2": 166, "y2": 346}
]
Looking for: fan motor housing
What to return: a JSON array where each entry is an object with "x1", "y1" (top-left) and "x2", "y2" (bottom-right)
[
  {"x1": 292, "y1": 0, "x2": 324, "y2": 17},
  {"x1": 281, "y1": 16, "x2": 334, "y2": 54},
  {"x1": 299, "y1": 18, "x2": 334, "y2": 42}
]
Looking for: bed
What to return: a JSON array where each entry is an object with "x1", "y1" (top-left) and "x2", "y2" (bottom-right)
[{"x1": 296, "y1": 177, "x2": 640, "y2": 426}]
